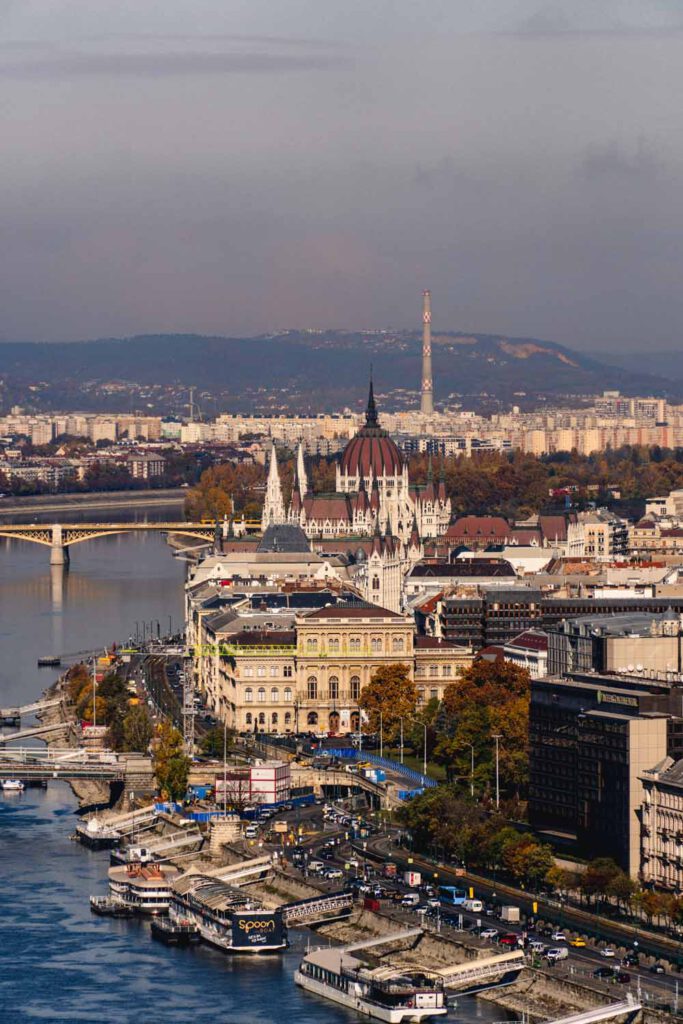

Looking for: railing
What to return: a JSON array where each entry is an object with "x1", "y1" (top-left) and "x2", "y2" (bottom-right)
[{"x1": 321, "y1": 748, "x2": 438, "y2": 789}]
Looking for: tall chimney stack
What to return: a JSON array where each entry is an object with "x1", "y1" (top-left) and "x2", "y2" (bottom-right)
[{"x1": 420, "y1": 289, "x2": 434, "y2": 415}]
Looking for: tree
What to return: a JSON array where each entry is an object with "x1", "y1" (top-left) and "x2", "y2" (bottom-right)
[
  {"x1": 501, "y1": 834, "x2": 554, "y2": 888},
  {"x1": 153, "y1": 721, "x2": 190, "y2": 801},
  {"x1": 359, "y1": 664, "x2": 418, "y2": 744},
  {"x1": 201, "y1": 724, "x2": 236, "y2": 758},
  {"x1": 581, "y1": 858, "x2": 622, "y2": 905},
  {"x1": 123, "y1": 706, "x2": 153, "y2": 753}
]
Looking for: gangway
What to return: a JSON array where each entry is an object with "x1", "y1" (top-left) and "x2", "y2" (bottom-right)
[
  {"x1": 188, "y1": 855, "x2": 275, "y2": 887},
  {"x1": 129, "y1": 828, "x2": 203, "y2": 859},
  {"x1": 0, "y1": 697, "x2": 63, "y2": 722},
  {"x1": 0, "y1": 721, "x2": 72, "y2": 744},
  {"x1": 282, "y1": 890, "x2": 354, "y2": 926},
  {"x1": 543, "y1": 997, "x2": 641, "y2": 1024},
  {"x1": 437, "y1": 950, "x2": 525, "y2": 992}
]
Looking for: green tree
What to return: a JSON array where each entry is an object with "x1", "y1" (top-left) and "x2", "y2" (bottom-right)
[
  {"x1": 201, "y1": 724, "x2": 236, "y2": 758},
  {"x1": 153, "y1": 721, "x2": 190, "y2": 801},
  {"x1": 501, "y1": 834, "x2": 554, "y2": 888},
  {"x1": 359, "y1": 664, "x2": 418, "y2": 744},
  {"x1": 122, "y1": 705, "x2": 153, "y2": 753}
]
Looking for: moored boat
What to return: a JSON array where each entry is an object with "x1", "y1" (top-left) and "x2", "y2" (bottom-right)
[
  {"x1": 295, "y1": 933, "x2": 447, "y2": 1023},
  {"x1": 150, "y1": 916, "x2": 201, "y2": 946},
  {"x1": 168, "y1": 874, "x2": 287, "y2": 954},
  {"x1": 1, "y1": 780, "x2": 25, "y2": 792},
  {"x1": 107, "y1": 861, "x2": 181, "y2": 915},
  {"x1": 89, "y1": 895, "x2": 135, "y2": 919}
]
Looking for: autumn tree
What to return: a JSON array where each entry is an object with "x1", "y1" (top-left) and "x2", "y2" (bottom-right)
[
  {"x1": 153, "y1": 721, "x2": 190, "y2": 801},
  {"x1": 122, "y1": 705, "x2": 153, "y2": 753},
  {"x1": 359, "y1": 664, "x2": 418, "y2": 744},
  {"x1": 434, "y1": 657, "x2": 531, "y2": 798}
]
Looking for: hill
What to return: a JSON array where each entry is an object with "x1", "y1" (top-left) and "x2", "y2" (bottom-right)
[{"x1": 0, "y1": 331, "x2": 676, "y2": 414}]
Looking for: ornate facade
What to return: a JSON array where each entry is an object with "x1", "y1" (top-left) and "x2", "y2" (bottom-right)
[{"x1": 261, "y1": 381, "x2": 451, "y2": 543}]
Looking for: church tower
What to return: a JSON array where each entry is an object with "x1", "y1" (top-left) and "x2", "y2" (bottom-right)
[{"x1": 261, "y1": 441, "x2": 286, "y2": 530}]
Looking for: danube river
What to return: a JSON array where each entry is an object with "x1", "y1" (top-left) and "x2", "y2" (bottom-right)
[{"x1": 0, "y1": 525, "x2": 511, "y2": 1023}]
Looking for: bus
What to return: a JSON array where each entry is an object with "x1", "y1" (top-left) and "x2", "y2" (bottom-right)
[{"x1": 439, "y1": 886, "x2": 467, "y2": 906}]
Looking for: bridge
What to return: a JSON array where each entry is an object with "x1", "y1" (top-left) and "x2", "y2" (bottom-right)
[
  {"x1": 282, "y1": 890, "x2": 354, "y2": 927},
  {"x1": 0, "y1": 747, "x2": 153, "y2": 791},
  {"x1": 0, "y1": 522, "x2": 215, "y2": 564},
  {"x1": 0, "y1": 697, "x2": 63, "y2": 725}
]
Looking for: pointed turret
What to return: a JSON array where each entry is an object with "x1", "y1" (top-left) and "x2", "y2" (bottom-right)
[
  {"x1": 355, "y1": 474, "x2": 369, "y2": 514},
  {"x1": 296, "y1": 442, "x2": 309, "y2": 495},
  {"x1": 409, "y1": 513, "x2": 421, "y2": 549},
  {"x1": 370, "y1": 473, "x2": 381, "y2": 514},
  {"x1": 261, "y1": 441, "x2": 286, "y2": 530},
  {"x1": 365, "y1": 375, "x2": 379, "y2": 430}
]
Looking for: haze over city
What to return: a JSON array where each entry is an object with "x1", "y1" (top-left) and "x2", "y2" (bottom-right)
[{"x1": 2, "y1": 1, "x2": 683, "y2": 350}]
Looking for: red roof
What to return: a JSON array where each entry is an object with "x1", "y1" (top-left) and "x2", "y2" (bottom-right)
[
  {"x1": 447, "y1": 516, "x2": 511, "y2": 540},
  {"x1": 304, "y1": 603, "x2": 400, "y2": 619},
  {"x1": 505, "y1": 629, "x2": 548, "y2": 652},
  {"x1": 414, "y1": 636, "x2": 465, "y2": 649},
  {"x1": 340, "y1": 433, "x2": 403, "y2": 477},
  {"x1": 303, "y1": 495, "x2": 353, "y2": 520}
]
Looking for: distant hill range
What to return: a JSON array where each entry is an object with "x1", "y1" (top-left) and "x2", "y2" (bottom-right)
[{"x1": 0, "y1": 331, "x2": 676, "y2": 414}]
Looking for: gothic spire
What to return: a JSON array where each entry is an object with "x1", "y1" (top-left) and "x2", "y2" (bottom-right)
[{"x1": 365, "y1": 375, "x2": 379, "y2": 430}]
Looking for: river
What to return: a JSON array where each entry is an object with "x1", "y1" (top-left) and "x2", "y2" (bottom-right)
[{"x1": 0, "y1": 519, "x2": 511, "y2": 1023}]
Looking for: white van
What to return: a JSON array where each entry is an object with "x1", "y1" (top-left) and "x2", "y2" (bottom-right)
[
  {"x1": 464, "y1": 899, "x2": 484, "y2": 913},
  {"x1": 401, "y1": 893, "x2": 421, "y2": 908},
  {"x1": 244, "y1": 824, "x2": 259, "y2": 839},
  {"x1": 546, "y1": 947, "x2": 569, "y2": 962}
]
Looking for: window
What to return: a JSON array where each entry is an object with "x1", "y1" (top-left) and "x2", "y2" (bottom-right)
[
  {"x1": 329, "y1": 676, "x2": 339, "y2": 700},
  {"x1": 417, "y1": 687, "x2": 425, "y2": 704},
  {"x1": 257, "y1": 666, "x2": 266, "y2": 678},
  {"x1": 258, "y1": 712, "x2": 265, "y2": 725},
  {"x1": 283, "y1": 666, "x2": 292, "y2": 678},
  {"x1": 307, "y1": 711, "x2": 318, "y2": 726},
  {"x1": 415, "y1": 666, "x2": 425, "y2": 678},
  {"x1": 429, "y1": 665, "x2": 439, "y2": 677},
  {"x1": 270, "y1": 666, "x2": 277, "y2": 677},
  {"x1": 430, "y1": 688, "x2": 438, "y2": 700},
  {"x1": 271, "y1": 712, "x2": 278, "y2": 724},
  {"x1": 372, "y1": 576, "x2": 380, "y2": 591},
  {"x1": 392, "y1": 637, "x2": 404, "y2": 653},
  {"x1": 284, "y1": 687, "x2": 292, "y2": 702},
  {"x1": 271, "y1": 687, "x2": 279, "y2": 703},
  {"x1": 257, "y1": 687, "x2": 266, "y2": 703},
  {"x1": 371, "y1": 637, "x2": 382, "y2": 653},
  {"x1": 307, "y1": 638, "x2": 318, "y2": 652},
  {"x1": 350, "y1": 675, "x2": 360, "y2": 700},
  {"x1": 245, "y1": 688, "x2": 253, "y2": 703},
  {"x1": 284, "y1": 712, "x2": 292, "y2": 725},
  {"x1": 350, "y1": 637, "x2": 361, "y2": 652},
  {"x1": 243, "y1": 667, "x2": 254, "y2": 678},
  {"x1": 443, "y1": 665, "x2": 452, "y2": 677},
  {"x1": 307, "y1": 676, "x2": 318, "y2": 700},
  {"x1": 245, "y1": 712, "x2": 252, "y2": 725},
  {"x1": 328, "y1": 638, "x2": 340, "y2": 653}
]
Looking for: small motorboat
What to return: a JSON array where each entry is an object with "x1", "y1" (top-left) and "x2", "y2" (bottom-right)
[{"x1": 2, "y1": 780, "x2": 25, "y2": 792}]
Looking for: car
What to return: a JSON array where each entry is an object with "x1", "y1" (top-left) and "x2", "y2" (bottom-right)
[
  {"x1": 551, "y1": 932, "x2": 566, "y2": 942},
  {"x1": 569, "y1": 937, "x2": 587, "y2": 948},
  {"x1": 499, "y1": 934, "x2": 521, "y2": 947},
  {"x1": 613, "y1": 971, "x2": 631, "y2": 984},
  {"x1": 528, "y1": 941, "x2": 546, "y2": 953},
  {"x1": 425, "y1": 897, "x2": 440, "y2": 908},
  {"x1": 546, "y1": 947, "x2": 569, "y2": 962},
  {"x1": 622, "y1": 953, "x2": 640, "y2": 967},
  {"x1": 324, "y1": 868, "x2": 343, "y2": 880},
  {"x1": 650, "y1": 962, "x2": 666, "y2": 974},
  {"x1": 593, "y1": 966, "x2": 615, "y2": 979},
  {"x1": 600, "y1": 948, "x2": 616, "y2": 958},
  {"x1": 480, "y1": 929, "x2": 499, "y2": 940}
]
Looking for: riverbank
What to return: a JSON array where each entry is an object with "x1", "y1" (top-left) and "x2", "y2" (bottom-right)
[{"x1": 0, "y1": 488, "x2": 186, "y2": 517}]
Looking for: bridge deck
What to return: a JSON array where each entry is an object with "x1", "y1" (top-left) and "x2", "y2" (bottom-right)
[{"x1": 544, "y1": 998, "x2": 640, "y2": 1024}]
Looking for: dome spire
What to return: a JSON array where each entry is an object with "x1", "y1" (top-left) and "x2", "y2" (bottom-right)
[{"x1": 365, "y1": 374, "x2": 379, "y2": 429}]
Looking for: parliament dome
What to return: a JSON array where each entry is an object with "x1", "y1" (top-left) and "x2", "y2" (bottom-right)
[{"x1": 339, "y1": 381, "x2": 403, "y2": 478}]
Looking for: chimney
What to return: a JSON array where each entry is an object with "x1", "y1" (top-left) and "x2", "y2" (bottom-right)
[{"x1": 420, "y1": 289, "x2": 434, "y2": 415}]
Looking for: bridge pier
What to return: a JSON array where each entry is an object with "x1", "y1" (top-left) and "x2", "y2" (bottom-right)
[{"x1": 50, "y1": 525, "x2": 70, "y2": 566}]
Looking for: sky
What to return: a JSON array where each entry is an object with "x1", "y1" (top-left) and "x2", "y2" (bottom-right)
[{"x1": 1, "y1": 0, "x2": 683, "y2": 350}]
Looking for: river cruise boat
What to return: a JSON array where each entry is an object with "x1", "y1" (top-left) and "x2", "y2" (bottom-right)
[
  {"x1": 169, "y1": 874, "x2": 287, "y2": 954},
  {"x1": 150, "y1": 916, "x2": 201, "y2": 946},
  {"x1": 1, "y1": 780, "x2": 25, "y2": 792},
  {"x1": 295, "y1": 945, "x2": 447, "y2": 1023},
  {"x1": 107, "y1": 862, "x2": 181, "y2": 914}
]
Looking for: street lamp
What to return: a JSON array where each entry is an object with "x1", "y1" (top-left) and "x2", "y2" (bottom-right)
[
  {"x1": 467, "y1": 743, "x2": 475, "y2": 798},
  {"x1": 492, "y1": 734, "x2": 502, "y2": 809}
]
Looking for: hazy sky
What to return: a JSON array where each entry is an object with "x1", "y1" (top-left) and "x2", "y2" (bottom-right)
[{"x1": 2, "y1": 1, "x2": 683, "y2": 350}]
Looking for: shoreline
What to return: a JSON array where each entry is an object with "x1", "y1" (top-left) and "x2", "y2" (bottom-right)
[{"x1": 0, "y1": 488, "x2": 186, "y2": 517}]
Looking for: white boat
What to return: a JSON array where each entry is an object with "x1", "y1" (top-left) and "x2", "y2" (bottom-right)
[
  {"x1": 1, "y1": 780, "x2": 25, "y2": 792},
  {"x1": 295, "y1": 943, "x2": 447, "y2": 1022}
]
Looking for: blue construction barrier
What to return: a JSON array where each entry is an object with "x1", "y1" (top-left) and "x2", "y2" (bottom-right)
[{"x1": 322, "y1": 748, "x2": 437, "y2": 790}]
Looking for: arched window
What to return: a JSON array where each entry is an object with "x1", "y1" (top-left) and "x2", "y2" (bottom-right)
[
  {"x1": 307, "y1": 676, "x2": 318, "y2": 700},
  {"x1": 245, "y1": 688, "x2": 253, "y2": 703},
  {"x1": 284, "y1": 711, "x2": 292, "y2": 726},
  {"x1": 349, "y1": 637, "x2": 361, "y2": 652},
  {"x1": 271, "y1": 687, "x2": 279, "y2": 702},
  {"x1": 245, "y1": 712, "x2": 252, "y2": 725},
  {"x1": 271, "y1": 712, "x2": 278, "y2": 724},
  {"x1": 284, "y1": 687, "x2": 292, "y2": 702},
  {"x1": 328, "y1": 637, "x2": 340, "y2": 653},
  {"x1": 306, "y1": 638, "x2": 318, "y2": 652},
  {"x1": 350, "y1": 675, "x2": 360, "y2": 700},
  {"x1": 417, "y1": 687, "x2": 425, "y2": 704},
  {"x1": 257, "y1": 687, "x2": 266, "y2": 702},
  {"x1": 258, "y1": 712, "x2": 266, "y2": 724},
  {"x1": 372, "y1": 577, "x2": 380, "y2": 591},
  {"x1": 392, "y1": 637, "x2": 404, "y2": 653},
  {"x1": 307, "y1": 711, "x2": 318, "y2": 726},
  {"x1": 371, "y1": 637, "x2": 382, "y2": 652},
  {"x1": 328, "y1": 675, "x2": 339, "y2": 700}
]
